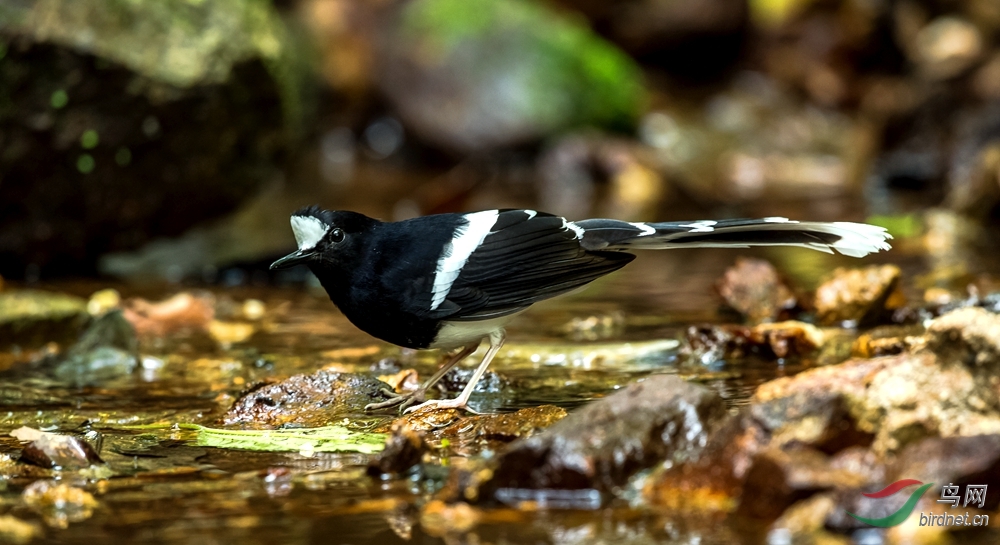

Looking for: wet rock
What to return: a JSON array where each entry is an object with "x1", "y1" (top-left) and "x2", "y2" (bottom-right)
[
  {"x1": 222, "y1": 371, "x2": 393, "y2": 428},
  {"x1": 747, "y1": 322, "x2": 826, "y2": 359},
  {"x1": 435, "y1": 405, "x2": 567, "y2": 449},
  {"x1": 438, "y1": 367, "x2": 506, "y2": 394},
  {"x1": 889, "y1": 435, "x2": 1000, "y2": 510},
  {"x1": 716, "y1": 257, "x2": 796, "y2": 324},
  {"x1": 368, "y1": 423, "x2": 428, "y2": 478},
  {"x1": 53, "y1": 310, "x2": 139, "y2": 386},
  {"x1": 474, "y1": 375, "x2": 729, "y2": 505},
  {"x1": 11, "y1": 427, "x2": 104, "y2": 470},
  {"x1": 827, "y1": 435, "x2": 1000, "y2": 531},
  {"x1": 123, "y1": 293, "x2": 214, "y2": 337},
  {"x1": 0, "y1": 290, "x2": 89, "y2": 348},
  {"x1": 926, "y1": 307, "x2": 1000, "y2": 376},
  {"x1": 852, "y1": 324, "x2": 925, "y2": 358},
  {"x1": 752, "y1": 310, "x2": 1000, "y2": 455},
  {"x1": 683, "y1": 321, "x2": 824, "y2": 364},
  {"x1": 751, "y1": 358, "x2": 887, "y2": 453},
  {"x1": 387, "y1": 407, "x2": 464, "y2": 433},
  {"x1": 53, "y1": 346, "x2": 138, "y2": 387},
  {"x1": 814, "y1": 265, "x2": 904, "y2": 327},
  {"x1": 644, "y1": 411, "x2": 767, "y2": 511},
  {"x1": 2, "y1": 0, "x2": 295, "y2": 88},
  {"x1": 738, "y1": 447, "x2": 868, "y2": 520},
  {"x1": 0, "y1": 0, "x2": 301, "y2": 279},
  {"x1": 377, "y1": 0, "x2": 645, "y2": 153}
]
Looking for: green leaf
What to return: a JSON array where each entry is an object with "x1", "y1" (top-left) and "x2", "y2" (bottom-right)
[{"x1": 179, "y1": 424, "x2": 386, "y2": 454}]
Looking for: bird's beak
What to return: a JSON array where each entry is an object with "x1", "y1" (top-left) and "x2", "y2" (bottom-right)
[{"x1": 270, "y1": 249, "x2": 313, "y2": 270}]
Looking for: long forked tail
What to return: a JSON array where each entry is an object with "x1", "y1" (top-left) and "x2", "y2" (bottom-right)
[{"x1": 571, "y1": 217, "x2": 892, "y2": 258}]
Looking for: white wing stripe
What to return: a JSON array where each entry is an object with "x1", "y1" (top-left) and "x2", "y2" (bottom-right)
[
  {"x1": 430, "y1": 210, "x2": 499, "y2": 310},
  {"x1": 564, "y1": 219, "x2": 585, "y2": 239},
  {"x1": 629, "y1": 222, "x2": 656, "y2": 235}
]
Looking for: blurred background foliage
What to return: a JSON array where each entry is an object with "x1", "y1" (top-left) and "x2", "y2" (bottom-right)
[{"x1": 1, "y1": 0, "x2": 999, "y2": 282}]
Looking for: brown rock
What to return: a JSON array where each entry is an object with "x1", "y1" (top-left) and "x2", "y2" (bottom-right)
[
  {"x1": 852, "y1": 324, "x2": 924, "y2": 358},
  {"x1": 716, "y1": 257, "x2": 796, "y2": 324},
  {"x1": 474, "y1": 375, "x2": 730, "y2": 506},
  {"x1": 684, "y1": 320, "x2": 824, "y2": 363},
  {"x1": 926, "y1": 307, "x2": 1000, "y2": 375},
  {"x1": 368, "y1": 422, "x2": 428, "y2": 478},
  {"x1": 889, "y1": 435, "x2": 1000, "y2": 510},
  {"x1": 644, "y1": 411, "x2": 767, "y2": 512},
  {"x1": 738, "y1": 447, "x2": 869, "y2": 520},
  {"x1": 385, "y1": 407, "x2": 464, "y2": 433},
  {"x1": 753, "y1": 357, "x2": 886, "y2": 455},
  {"x1": 752, "y1": 309, "x2": 1000, "y2": 455},
  {"x1": 827, "y1": 435, "x2": 1000, "y2": 530},
  {"x1": 814, "y1": 265, "x2": 904, "y2": 327},
  {"x1": 436, "y1": 405, "x2": 567, "y2": 447},
  {"x1": 222, "y1": 371, "x2": 393, "y2": 428},
  {"x1": 16, "y1": 431, "x2": 104, "y2": 470}
]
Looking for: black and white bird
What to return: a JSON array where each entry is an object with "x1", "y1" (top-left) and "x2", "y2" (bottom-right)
[{"x1": 270, "y1": 207, "x2": 891, "y2": 413}]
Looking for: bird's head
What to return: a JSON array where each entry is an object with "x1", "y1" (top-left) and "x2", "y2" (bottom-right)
[{"x1": 269, "y1": 206, "x2": 377, "y2": 270}]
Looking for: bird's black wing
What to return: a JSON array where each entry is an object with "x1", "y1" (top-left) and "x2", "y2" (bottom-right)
[{"x1": 439, "y1": 210, "x2": 634, "y2": 321}]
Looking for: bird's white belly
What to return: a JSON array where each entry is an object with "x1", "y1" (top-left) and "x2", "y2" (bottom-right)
[{"x1": 429, "y1": 313, "x2": 521, "y2": 349}]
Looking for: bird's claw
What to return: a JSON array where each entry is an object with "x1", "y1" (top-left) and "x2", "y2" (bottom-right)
[{"x1": 364, "y1": 388, "x2": 426, "y2": 412}]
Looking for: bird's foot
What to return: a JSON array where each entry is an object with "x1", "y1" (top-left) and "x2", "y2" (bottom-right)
[
  {"x1": 364, "y1": 387, "x2": 426, "y2": 412},
  {"x1": 402, "y1": 397, "x2": 478, "y2": 415}
]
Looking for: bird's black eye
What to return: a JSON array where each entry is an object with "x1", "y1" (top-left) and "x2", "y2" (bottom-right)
[{"x1": 330, "y1": 228, "x2": 345, "y2": 243}]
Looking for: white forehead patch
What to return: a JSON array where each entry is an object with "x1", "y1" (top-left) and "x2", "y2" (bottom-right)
[{"x1": 290, "y1": 215, "x2": 329, "y2": 250}]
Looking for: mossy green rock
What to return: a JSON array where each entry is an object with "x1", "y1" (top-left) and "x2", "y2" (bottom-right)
[
  {"x1": 0, "y1": 0, "x2": 289, "y2": 88},
  {"x1": 379, "y1": 0, "x2": 646, "y2": 152},
  {"x1": 0, "y1": 290, "x2": 89, "y2": 347}
]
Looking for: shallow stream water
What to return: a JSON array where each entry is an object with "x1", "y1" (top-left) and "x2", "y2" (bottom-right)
[{"x1": 0, "y1": 245, "x2": 989, "y2": 545}]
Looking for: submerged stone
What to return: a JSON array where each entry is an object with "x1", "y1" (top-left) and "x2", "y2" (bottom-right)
[
  {"x1": 21, "y1": 480, "x2": 98, "y2": 529},
  {"x1": 52, "y1": 310, "x2": 139, "y2": 386},
  {"x1": 473, "y1": 375, "x2": 729, "y2": 506},
  {"x1": 222, "y1": 371, "x2": 393, "y2": 428}
]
